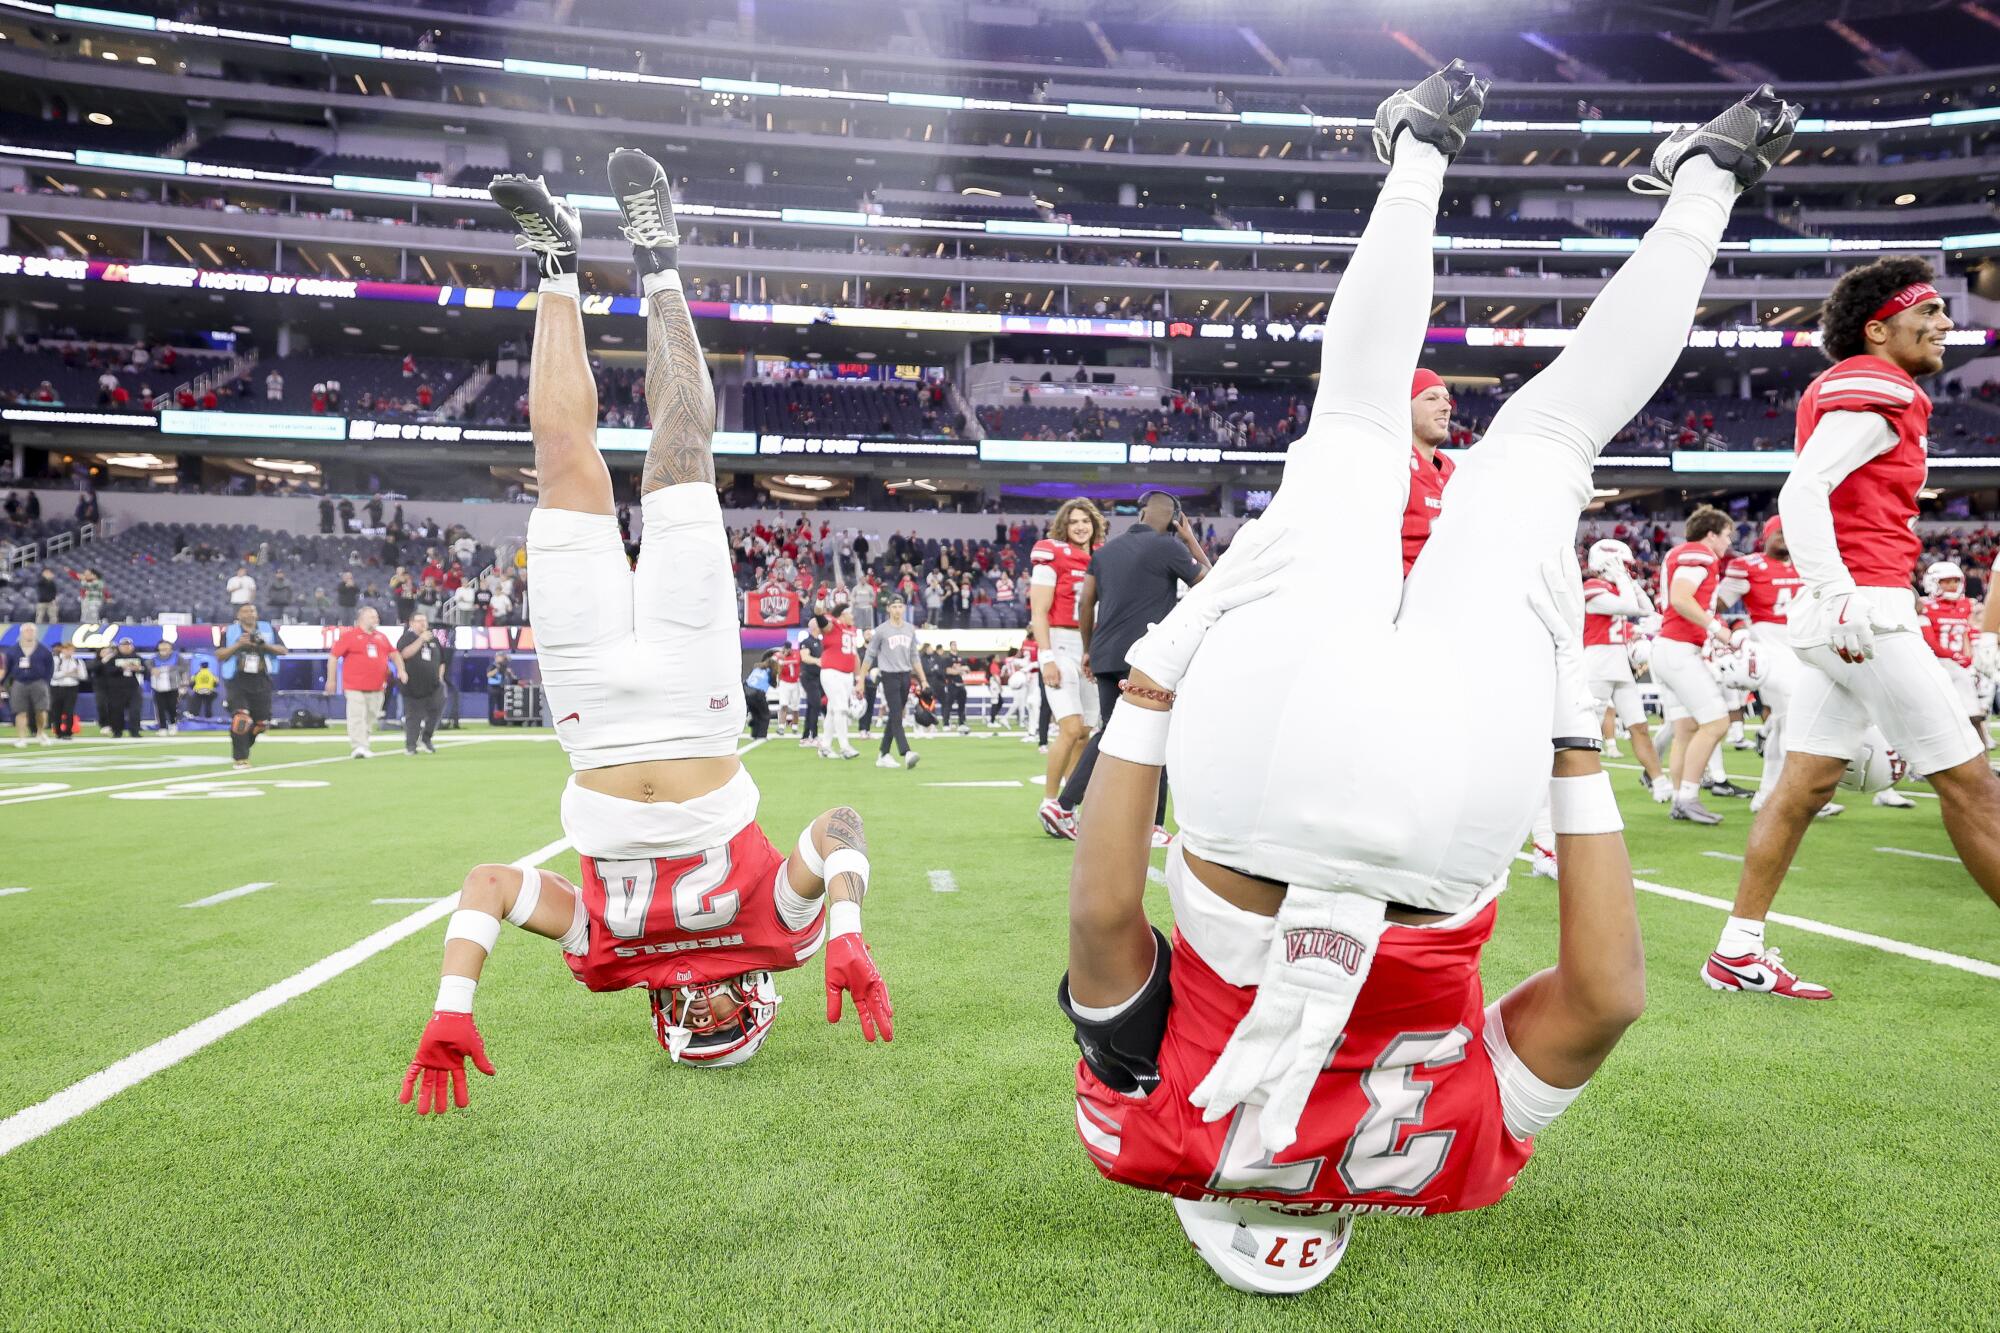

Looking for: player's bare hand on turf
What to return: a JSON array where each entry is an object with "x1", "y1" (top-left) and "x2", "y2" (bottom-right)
[
  {"x1": 399, "y1": 1011, "x2": 496, "y2": 1115},
  {"x1": 824, "y1": 934, "x2": 894, "y2": 1042}
]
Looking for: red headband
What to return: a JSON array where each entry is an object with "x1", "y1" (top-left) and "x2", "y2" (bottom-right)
[
  {"x1": 1870, "y1": 282, "x2": 1938, "y2": 324},
  {"x1": 1411, "y1": 369, "x2": 1447, "y2": 400},
  {"x1": 1761, "y1": 515, "x2": 1783, "y2": 541}
]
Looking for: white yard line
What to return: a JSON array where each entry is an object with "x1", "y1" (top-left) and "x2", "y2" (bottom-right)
[
  {"x1": 0, "y1": 887, "x2": 31, "y2": 898},
  {"x1": 1513, "y1": 853, "x2": 2000, "y2": 981},
  {"x1": 922, "y1": 780, "x2": 1023, "y2": 789},
  {"x1": 371, "y1": 897, "x2": 441, "y2": 904},
  {"x1": 927, "y1": 870, "x2": 958, "y2": 893},
  {"x1": 0, "y1": 748, "x2": 429, "y2": 806},
  {"x1": 0, "y1": 835, "x2": 573, "y2": 1160},
  {"x1": 1600, "y1": 759, "x2": 1940, "y2": 800},
  {"x1": 1875, "y1": 846, "x2": 1961, "y2": 863},
  {"x1": 1701, "y1": 851, "x2": 1745, "y2": 863},
  {"x1": 182, "y1": 881, "x2": 276, "y2": 909}
]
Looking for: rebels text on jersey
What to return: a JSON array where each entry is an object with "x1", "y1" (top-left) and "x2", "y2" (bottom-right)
[
  {"x1": 1030, "y1": 538, "x2": 1092, "y2": 628},
  {"x1": 564, "y1": 822, "x2": 825, "y2": 993},
  {"x1": 1921, "y1": 594, "x2": 1977, "y2": 666},
  {"x1": 1796, "y1": 355, "x2": 1932, "y2": 587},
  {"x1": 1582, "y1": 577, "x2": 1633, "y2": 646},
  {"x1": 1074, "y1": 902, "x2": 1530, "y2": 1217},
  {"x1": 1724, "y1": 552, "x2": 1802, "y2": 625},
  {"x1": 1658, "y1": 541, "x2": 1722, "y2": 645}
]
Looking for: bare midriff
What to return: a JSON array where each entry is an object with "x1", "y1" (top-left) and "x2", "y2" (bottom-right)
[
  {"x1": 573, "y1": 754, "x2": 742, "y2": 805},
  {"x1": 1181, "y1": 848, "x2": 1447, "y2": 927}
]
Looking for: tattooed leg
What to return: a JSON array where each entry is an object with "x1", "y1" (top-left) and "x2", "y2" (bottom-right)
[
  {"x1": 639, "y1": 279, "x2": 717, "y2": 494},
  {"x1": 787, "y1": 805, "x2": 870, "y2": 904}
]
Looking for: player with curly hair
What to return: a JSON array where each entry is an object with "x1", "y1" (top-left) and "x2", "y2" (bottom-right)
[{"x1": 1707, "y1": 256, "x2": 2000, "y2": 1001}]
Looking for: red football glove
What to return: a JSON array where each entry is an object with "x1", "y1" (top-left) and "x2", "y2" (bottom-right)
[
  {"x1": 398, "y1": 1011, "x2": 496, "y2": 1115},
  {"x1": 824, "y1": 933, "x2": 894, "y2": 1042}
]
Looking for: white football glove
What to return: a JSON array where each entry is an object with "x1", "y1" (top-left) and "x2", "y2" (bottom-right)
[
  {"x1": 1975, "y1": 631, "x2": 2000, "y2": 680},
  {"x1": 1124, "y1": 523, "x2": 1294, "y2": 693},
  {"x1": 1820, "y1": 586, "x2": 1876, "y2": 664},
  {"x1": 1188, "y1": 887, "x2": 1390, "y2": 1155},
  {"x1": 1525, "y1": 545, "x2": 1601, "y2": 745}
]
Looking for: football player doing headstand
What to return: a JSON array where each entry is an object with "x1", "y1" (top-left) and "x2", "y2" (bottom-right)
[
  {"x1": 1061, "y1": 64, "x2": 1796, "y2": 1292},
  {"x1": 397, "y1": 149, "x2": 892, "y2": 1115}
]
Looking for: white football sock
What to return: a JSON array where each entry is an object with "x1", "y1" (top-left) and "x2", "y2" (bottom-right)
[
  {"x1": 539, "y1": 272, "x2": 579, "y2": 299},
  {"x1": 1707, "y1": 747, "x2": 1726, "y2": 783},
  {"x1": 641, "y1": 268, "x2": 682, "y2": 300},
  {"x1": 1677, "y1": 780, "x2": 1699, "y2": 803},
  {"x1": 1718, "y1": 916, "x2": 1765, "y2": 957}
]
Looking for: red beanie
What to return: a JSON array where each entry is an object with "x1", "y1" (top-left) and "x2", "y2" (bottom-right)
[
  {"x1": 1411, "y1": 369, "x2": 1446, "y2": 399},
  {"x1": 1762, "y1": 515, "x2": 1783, "y2": 541}
]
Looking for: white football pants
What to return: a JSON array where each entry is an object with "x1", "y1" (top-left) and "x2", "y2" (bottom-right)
[{"x1": 1170, "y1": 146, "x2": 1740, "y2": 912}]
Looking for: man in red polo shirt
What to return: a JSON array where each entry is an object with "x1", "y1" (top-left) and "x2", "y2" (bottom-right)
[
  {"x1": 1403, "y1": 368, "x2": 1456, "y2": 573},
  {"x1": 325, "y1": 606, "x2": 405, "y2": 758}
]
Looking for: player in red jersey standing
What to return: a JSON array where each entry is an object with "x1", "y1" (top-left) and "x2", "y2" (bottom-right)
[
  {"x1": 1714, "y1": 515, "x2": 1829, "y2": 814},
  {"x1": 1709, "y1": 257, "x2": 2000, "y2": 1001},
  {"x1": 1033, "y1": 496, "x2": 1105, "y2": 838},
  {"x1": 1581, "y1": 538, "x2": 1666, "y2": 791},
  {"x1": 1404, "y1": 369, "x2": 1456, "y2": 573},
  {"x1": 1649, "y1": 505, "x2": 1740, "y2": 823},
  {"x1": 1061, "y1": 68, "x2": 1793, "y2": 1292},
  {"x1": 395, "y1": 152, "x2": 890, "y2": 1115},
  {"x1": 775, "y1": 643, "x2": 803, "y2": 736},
  {"x1": 817, "y1": 605, "x2": 864, "y2": 760},
  {"x1": 1920, "y1": 559, "x2": 1989, "y2": 742}
]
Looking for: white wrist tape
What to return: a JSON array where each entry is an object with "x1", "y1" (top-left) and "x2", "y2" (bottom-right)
[
  {"x1": 1099, "y1": 699, "x2": 1172, "y2": 767},
  {"x1": 823, "y1": 847, "x2": 870, "y2": 897},
  {"x1": 1549, "y1": 773, "x2": 1624, "y2": 836},
  {"x1": 435, "y1": 975, "x2": 477, "y2": 1014},
  {"x1": 503, "y1": 866, "x2": 541, "y2": 926},
  {"x1": 446, "y1": 908, "x2": 502, "y2": 956},
  {"x1": 828, "y1": 900, "x2": 862, "y2": 939},
  {"x1": 796, "y1": 825, "x2": 827, "y2": 879}
]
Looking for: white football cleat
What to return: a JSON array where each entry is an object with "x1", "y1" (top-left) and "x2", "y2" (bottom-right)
[
  {"x1": 1529, "y1": 844, "x2": 1559, "y2": 879},
  {"x1": 1873, "y1": 790, "x2": 1916, "y2": 809},
  {"x1": 1038, "y1": 797, "x2": 1077, "y2": 841},
  {"x1": 1171, "y1": 1196, "x2": 1352, "y2": 1295},
  {"x1": 875, "y1": 754, "x2": 900, "y2": 769},
  {"x1": 1813, "y1": 802, "x2": 1845, "y2": 818}
]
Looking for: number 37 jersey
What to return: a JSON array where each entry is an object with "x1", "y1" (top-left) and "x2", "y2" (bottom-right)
[
  {"x1": 1074, "y1": 871, "x2": 1531, "y2": 1218},
  {"x1": 563, "y1": 822, "x2": 826, "y2": 993}
]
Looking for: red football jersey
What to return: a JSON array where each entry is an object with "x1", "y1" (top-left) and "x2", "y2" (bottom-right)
[
  {"x1": 820, "y1": 623, "x2": 860, "y2": 672},
  {"x1": 1796, "y1": 355, "x2": 1931, "y2": 588},
  {"x1": 564, "y1": 822, "x2": 824, "y2": 993},
  {"x1": 1030, "y1": 538, "x2": 1092, "y2": 628},
  {"x1": 1074, "y1": 901, "x2": 1531, "y2": 1218},
  {"x1": 1658, "y1": 541, "x2": 1722, "y2": 646},
  {"x1": 1921, "y1": 594, "x2": 1976, "y2": 666},
  {"x1": 1402, "y1": 446, "x2": 1457, "y2": 575},
  {"x1": 777, "y1": 648, "x2": 801, "y2": 684},
  {"x1": 1581, "y1": 577, "x2": 1631, "y2": 647},
  {"x1": 1725, "y1": 552, "x2": 1802, "y2": 626}
]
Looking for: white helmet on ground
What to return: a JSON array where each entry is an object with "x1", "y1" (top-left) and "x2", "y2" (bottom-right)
[
  {"x1": 1839, "y1": 726, "x2": 1909, "y2": 794},
  {"x1": 1587, "y1": 539, "x2": 1636, "y2": 580},
  {"x1": 1171, "y1": 1196, "x2": 1353, "y2": 1295},
  {"x1": 1924, "y1": 560, "x2": 1965, "y2": 596},
  {"x1": 1714, "y1": 643, "x2": 1765, "y2": 690}
]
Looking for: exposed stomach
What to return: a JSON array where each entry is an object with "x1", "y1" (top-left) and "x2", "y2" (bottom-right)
[{"x1": 573, "y1": 754, "x2": 742, "y2": 805}]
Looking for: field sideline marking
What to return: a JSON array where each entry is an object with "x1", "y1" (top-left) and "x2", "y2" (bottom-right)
[
  {"x1": 1875, "y1": 846, "x2": 1960, "y2": 863},
  {"x1": 183, "y1": 881, "x2": 276, "y2": 909},
  {"x1": 0, "y1": 748, "x2": 435, "y2": 806},
  {"x1": 373, "y1": 897, "x2": 440, "y2": 904},
  {"x1": 923, "y1": 780, "x2": 1022, "y2": 788},
  {"x1": 1513, "y1": 853, "x2": 2000, "y2": 981},
  {"x1": 0, "y1": 835, "x2": 572, "y2": 1160}
]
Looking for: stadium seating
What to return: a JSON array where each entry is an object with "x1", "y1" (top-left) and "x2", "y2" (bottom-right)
[{"x1": 744, "y1": 381, "x2": 946, "y2": 438}]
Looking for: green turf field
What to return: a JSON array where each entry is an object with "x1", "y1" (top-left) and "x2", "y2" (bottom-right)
[{"x1": 1, "y1": 725, "x2": 1996, "y2": 1330}]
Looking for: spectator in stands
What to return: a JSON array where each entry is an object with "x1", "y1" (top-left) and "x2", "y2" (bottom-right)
[
  {"x1": 924, "y1": 570, "x2": 945, "y2": 625},
  {"x1": 97, "y1": 370, "x2": 118, "y2": 407},
  {"x1": 951, "y1": 573, "x2": 975, "y2": 628},
  {"x1": 78, "y1": 569, "x2": 104, "y2": 623},
  {"x1": 3, "y1": 623, "x2": 55, "y2": 748},
  {"x1": 336, "y1": 571, "x2": 360, "y2": 615},
  {"x1": 187, "y1": 659, "x2": 218, "y2": 721},
  {"x1": 32, "y1": 567, "x2": 56, "y2": 625},
  {"x1": 396, "y1": 613, "x2": 448, "y2": 755},
  {"x1": 49, "y1": 641, "x2": 85, "y2": 739},
  {"x1": 266, "y1": 570, "x2": 295, "y2": 624},
  {"x1": 325, "y1": 606, "x2": 403, "y2": 760},
  {"x1": 390, "y1": 567, "x2": 416, "y2": 622},
  {"x1": 95, "y1": 637, "x2": 145, "y2": 739},
  {"x1": 852, "y1": 575, "x2": 877, "y2": 632},
  {"x1": 319, "y1": 496, "x2": 335, "y2": 534},
  {"x1": 226, "y1": 565, "x2": 256, "y2": 609},
  {"x1": 366, "y1": 495, "x2": 385, "y2": 530},
  {"x1": 149, "y1": 641, "x2": 186, "y2": 735}
]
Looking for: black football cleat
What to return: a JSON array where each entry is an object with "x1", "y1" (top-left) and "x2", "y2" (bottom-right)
[
  {"x1": 607, "y1": 146, "x2": 681, "y2": 275},
  {"x1": 1704, "y1": 779, "x2": 1754, "y2": 800},
  {"x1": 1372, "y1": 58, "x2": 1491, "y2": 165},
  {"x1": 488, "y1": 174, "x2": 580, "y2": 279},
  {"x1": 1629, "y1": 85, "x2": 1801, "y2": 195}
]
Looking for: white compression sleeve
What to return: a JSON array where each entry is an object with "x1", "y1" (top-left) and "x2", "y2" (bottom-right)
[{"x1": 1779, "y1": 410, "x2": 1898, "y2": 589}]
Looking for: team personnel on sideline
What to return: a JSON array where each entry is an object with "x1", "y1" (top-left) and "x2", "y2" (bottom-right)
[
  {"x1": 1711, "y1": 257, "x2": 2000, "y2": 1001},
  {"x1": 1650, "y1": 506, "x2": 1740, "y2": 824},
  {"x1": 1581, "y1": 540, "x2": 1665, "y2": 791},
  {"x1": 399, "y1": 150, "x2": 891, "y2": 1114},
  {"x1": 864, "y1": 597, "x2": 927, "y2": 770},
  {"x1": 218, "y1": 602, "x2": 285, "y2": 769},
  {"x1": 1920, "y1": 561, "x2": 1988, "y2": 739},
  {"x1": 326, "y1": 607, "x2": 405, "y2": 759},
  {"x1": 2, "y1": 623, "x2": 55, "y2": 747},
  {"x1": 1061, "y1": 67, "x2": 1792, "y2": 1290},
  {"x1": 1033, "y1": 497, "x2": 1107, "y2": 836}
]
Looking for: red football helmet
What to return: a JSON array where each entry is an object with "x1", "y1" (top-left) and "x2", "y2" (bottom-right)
[{"x1": 649, "y1": 971, "x2": 779, "y2": 1068}]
